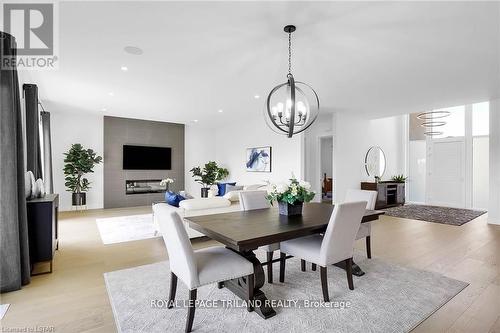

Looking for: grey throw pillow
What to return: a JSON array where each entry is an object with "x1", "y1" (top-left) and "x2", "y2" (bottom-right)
[{"x1": 225, "y1": 185, "x2": 244, "y2": 194}]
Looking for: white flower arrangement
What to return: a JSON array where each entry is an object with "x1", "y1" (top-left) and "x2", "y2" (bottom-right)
[
  {"x1": 266, "y1": 177, "x2": 315, "y2": 205},
  {"x1": 160, "y1": 178, "x2": 175, "y2": 186}
]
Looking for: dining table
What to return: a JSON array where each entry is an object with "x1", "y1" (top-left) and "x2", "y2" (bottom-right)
[{"x1": 185, "y1": 202, "x2": 385, "y2": 319}]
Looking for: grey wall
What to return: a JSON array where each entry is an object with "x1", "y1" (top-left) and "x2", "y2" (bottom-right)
[{"x1": 104, "y1": 116, "x2": 184, "y2": 208}]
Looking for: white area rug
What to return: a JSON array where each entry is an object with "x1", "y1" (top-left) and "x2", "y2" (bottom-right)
[
  {"x1": 0, "y1": 304, "x2": 10, "y2": 320},
  {"x1": 96, "y1": 214, "x2": 159, "y2": 245},
  {"x1": 104, "y1": 252, "x2": 468, "y2": 333}
]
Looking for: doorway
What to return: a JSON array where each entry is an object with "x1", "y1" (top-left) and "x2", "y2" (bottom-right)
[{"x1": 319, "y1": 136, "x2": 333, "y2": 203}]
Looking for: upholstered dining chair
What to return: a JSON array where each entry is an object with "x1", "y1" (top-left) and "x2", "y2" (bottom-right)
[
  {"x1": 279, "y1": 201, "x2": 367, "y2": 302},
  {"x1": 239, "y1": 190, "x2": 280, "y2": 283},
  {"x1": 345, "y1": 189, "x2": 377, "y2": 259},
  {"x1": 155, "y1": 204, "x2": 254, "y2": 333}
]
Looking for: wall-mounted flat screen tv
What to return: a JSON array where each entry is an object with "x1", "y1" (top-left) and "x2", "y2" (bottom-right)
[{"x1": 123, "y1": 145, "x2": 171, "y2": 170}]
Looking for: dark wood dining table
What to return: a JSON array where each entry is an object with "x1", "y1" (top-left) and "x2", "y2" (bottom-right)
[{"x1": 185, "y1": 202, "x2": 384, "y2": 319}]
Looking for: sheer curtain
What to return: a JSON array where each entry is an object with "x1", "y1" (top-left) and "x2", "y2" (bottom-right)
[{"x1": 0, "y1": 32, "x2": 31, "y2": 292}]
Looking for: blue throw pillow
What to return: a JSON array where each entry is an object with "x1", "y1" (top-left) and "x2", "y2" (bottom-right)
[
  {"x1": 165, "y1": 191, "x2": 186, "y2": 207},
  {"x1": 216, "y1": 182, "x2": 236, "y2": 196}
]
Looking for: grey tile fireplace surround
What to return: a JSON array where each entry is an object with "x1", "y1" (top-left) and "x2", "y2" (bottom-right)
[{"x1": 103, "y1": 116, "x2": 185, "y2": 208}]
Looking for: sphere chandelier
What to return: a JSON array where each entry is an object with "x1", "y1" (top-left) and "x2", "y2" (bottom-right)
[{"x1": 265, "y1": 25, "x2": 320, "y2": 138}]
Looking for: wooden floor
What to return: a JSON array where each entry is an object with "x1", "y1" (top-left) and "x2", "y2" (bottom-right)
[{"x1": 1, "y1": 206, "x2": 499, "y2": 332}]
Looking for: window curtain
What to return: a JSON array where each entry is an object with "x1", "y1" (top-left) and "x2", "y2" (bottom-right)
[
  {"x1": 23, "y1": 84, "x2": 42, "y2": 179},
  {"x1": 41, "y1": 111, "x2": 53, "y2": 193},
  {"x1": 0, "y1": 32, "x2": 31, "y2": 292}
]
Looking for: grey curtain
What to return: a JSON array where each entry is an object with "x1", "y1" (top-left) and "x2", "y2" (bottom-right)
[
  {"x1": 41, "y1": 111, "x2": 53, "y2": 193},
  {"x1": 0, "y1": 32, "x2": 31, "y2": 292},
  {"x1": 23, "y1": 83, "x2": 42, "y2": 179}
]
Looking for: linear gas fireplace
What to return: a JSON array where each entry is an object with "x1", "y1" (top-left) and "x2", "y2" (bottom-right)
[{"x1": 125, "y1": 179, "x2": 167, "y2": 195}]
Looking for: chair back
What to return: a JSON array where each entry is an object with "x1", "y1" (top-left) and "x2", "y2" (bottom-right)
[
  {"x1": 155, "y1": 204, "x2": 199, "y2": 288},
  {"x1": 239, "y1": 190, "x2": 270, "y2": 211},
  {"x1": 345, "y1": 189, "x2": 377, "y2": 210},
  {"x1": 319, "y1": 201, "x2": 367, "y2": 265}
]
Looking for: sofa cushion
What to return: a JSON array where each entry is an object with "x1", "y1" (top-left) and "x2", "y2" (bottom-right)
[
  {"x1": 179, "y1": 197, "x2": 231, "y2": 211},
  {"x1": 243, "y1": 184, "x2": 267, "y2": 191},
  {"x1": 223, "y1": 190, "x2": 242, "y2": 202},
  {"x1": 216, "y1": 182, "x2": 236, "y2": 196},
  {"x1": 225, "y1": 184, "x2": 243, "y2": 193}
]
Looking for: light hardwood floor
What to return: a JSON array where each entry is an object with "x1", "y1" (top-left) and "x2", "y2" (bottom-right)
[{"x1": 1, "y1": 207, "x2": 499, "y2": 332}]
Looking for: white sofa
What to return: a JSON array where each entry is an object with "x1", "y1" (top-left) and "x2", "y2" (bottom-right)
[{"x1": 153, "y1": 185, "x2": 267, "y2": 238}]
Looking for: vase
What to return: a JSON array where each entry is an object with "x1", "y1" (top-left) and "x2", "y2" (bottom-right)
[
  {"x1": 72, "y1": 192, "x2": 86, "y2": 206},
  {"x1": 278, "y1": 201, "x2": 303, "y2": 216},
  {"x1": 201, "y1": 187, "x2": 210, "y2": 198}
]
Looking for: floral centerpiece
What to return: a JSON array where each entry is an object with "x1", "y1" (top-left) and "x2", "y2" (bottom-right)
[
  {"x1": 266, "y1": 177, "x2": 315, "y2": 216},
  {"x1": 160, "y1": 178, "x2": 175, "y2": 191}
]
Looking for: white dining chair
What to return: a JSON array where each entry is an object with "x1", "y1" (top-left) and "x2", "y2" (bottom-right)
[
  {"x1": 345, "y1": 189, "x2": 377, "y2": 258},
  {"x1": 155, "y1": 204, "x2": 254, "y2": 332},
  {"x1": 239, "y1": 190, "x2": 280, "y2": 283},
  {"x1": 279, "y1": 201, "x2": 367, "y2": 302}
]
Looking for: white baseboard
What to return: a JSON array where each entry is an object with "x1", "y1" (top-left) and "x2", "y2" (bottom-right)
[{"x1": 487, "y1": 217, "x2": 500, "y2": 225}]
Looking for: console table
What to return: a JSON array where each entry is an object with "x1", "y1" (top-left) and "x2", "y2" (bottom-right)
[
  {"x1": 26, "y1": 194, "x2": 59, "y2": 275},
  {"x1": 361, "y1": 181, "x2": 405, "y2": 209}
]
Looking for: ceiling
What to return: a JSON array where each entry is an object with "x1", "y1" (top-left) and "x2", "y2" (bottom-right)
[{"x1": 26, "y1": 1, "x2": 500, "y2": 127}]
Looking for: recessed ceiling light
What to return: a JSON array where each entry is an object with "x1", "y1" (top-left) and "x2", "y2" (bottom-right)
[
  {"x1": 101, "y1": 108, "x2": 107, "y2": 112},
  {"x1": 193, "y1": 119, "x2": 199, "y2": 123},
  {"x1": 218, "y1": 109, "x2": 223, "y2": 113},
  {"x1": 120, "y1": 66, "x2": 128, "y2": 71},
  {"x1": 254, "y1": 95, "x2": 260, "y2": 99},
  {"x1": 124, "y1": 46, "x2": 143, "y2": 55},
  {"x1": 108, "y1": 92, "x2": 114, "y2": 96}
]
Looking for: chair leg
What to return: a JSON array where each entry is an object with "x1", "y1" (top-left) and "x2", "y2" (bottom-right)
[
  {"x1": 279, "y1": 252, "x2": 286, "y2": 283},
  {"x1": 311, "y1": 263, "x2": 317, "y2": 271},
  {"x1": 320, "y1": 266, "x2": 329, "y2": 302},
  {"x1": 346, "y1": 258, "x2": 354, "y2": 290},
  {"x1": 366, "y1": 236, "x2": 372, "y2": 259},
  {"x1": 247, "y1": 274, "x2": 254, "y2": 312},
  {"x1": 266, "y1": 251, "x2": 273, "y2": 283},
  {"x1": 300, "y1": 259, "x2": 306, "y2": 272},
  {"x1": 168, "y1": 272, "x2": 178, "y2": 309},
  {"x1": 185, "y1": 289, "x2": 197, "y2": 333},
  {"x1": 217, "y1": 281, "x2": 224, "y2": 289}
]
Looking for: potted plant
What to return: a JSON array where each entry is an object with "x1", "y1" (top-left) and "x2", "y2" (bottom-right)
[
  {"x1": 266, "y1": 177, "x2": 315, "y2": 216},
  {"x1": 391, "y1": 174, "x2": 407, "y2": 183},
  {"x1": 189, "y1": 161, "x2": 229, "y2": 198},
  {"x1": 63, "y1": 143, "x2": 103, "y2": 206}
]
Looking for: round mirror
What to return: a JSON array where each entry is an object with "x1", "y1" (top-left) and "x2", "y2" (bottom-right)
[{"x1": 365, "y1": 146, "x2": 386, "y2": 179}]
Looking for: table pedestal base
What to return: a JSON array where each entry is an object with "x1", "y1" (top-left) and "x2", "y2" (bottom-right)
[{"x1": 223, "y1": 249, "x2": 276, "y2": 319}]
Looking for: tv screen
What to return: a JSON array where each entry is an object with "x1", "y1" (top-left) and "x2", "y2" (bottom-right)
[{"x1": 123, "y1": 145, "x2": 171, "y2": 170}]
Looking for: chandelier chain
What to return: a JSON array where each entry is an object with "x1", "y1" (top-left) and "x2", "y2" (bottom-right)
[{"x1": 288, "y1": 32, "x2": 292, "y2": 75}]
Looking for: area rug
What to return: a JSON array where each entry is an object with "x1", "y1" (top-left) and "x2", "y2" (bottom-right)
[
  {"x1": 96, "y1": 214, "x2": 159, "y2": 245},
  {"x1": 104, "y1": 253, "x2": 468, "y2": 333},
  {"x1": 383, "y1": 204, "x2": 487, "y2": 226}
]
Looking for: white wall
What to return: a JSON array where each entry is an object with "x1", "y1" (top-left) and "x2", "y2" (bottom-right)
[
  {"x1": 51, "y1": 111, "x2": 104, "y2": 211},
  {"x1": 214, "y1": 117, "x2": 302, "y2": 186},
  {"x1": 333, "y1": 113, "x2": 406, "y2": 202},
  {"x1": 184, "y1": 125, "x2": 216, "y2": 198},
  {"x1": 488, "y1": 98, "x2": 500, "y2": 224},
  {"x1": 473, "y1": 136, "x2": 489, "y2": 210}
]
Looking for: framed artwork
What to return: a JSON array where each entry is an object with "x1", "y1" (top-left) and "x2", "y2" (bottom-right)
[{"x1": 246, "y1": 146, "x2": 272, "y2": 172}]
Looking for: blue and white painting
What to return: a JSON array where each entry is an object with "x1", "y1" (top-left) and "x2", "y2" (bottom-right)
[{"x1": 246, "y1": 147, "x2": 272, "y2": 172}]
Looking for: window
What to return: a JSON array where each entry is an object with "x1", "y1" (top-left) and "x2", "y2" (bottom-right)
[
  {"x1": 472, "y1": 101, "x2": 489, "y2": 136},
  {"x1": 433, "y1": 105, "x2": 465, "y2": 138}
]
